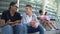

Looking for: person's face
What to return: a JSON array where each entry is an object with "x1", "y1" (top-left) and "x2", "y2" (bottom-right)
[
  {"x1": 46, "y1": 12, "x2": 48, "y2": 15},
  {"x1": 11, "y1": 4, "x2": 18, "y2": 12},
  {"x1": 25, "y1": 7, "x2": 32, "y2": 14},
  {"x1": 40, "y1": 12, "x2": 43, "y2": 15}
]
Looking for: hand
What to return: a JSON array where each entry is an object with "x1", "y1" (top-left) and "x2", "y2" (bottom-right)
[
  {"x1": 11, "y1": 21, "x2": 19, "y2": 26},
  {"x1": 6, "y1": 19, "x2": 11, "y2": 24},
  {"x1": 34, "y1": 22, "x2": 39, "y2": 28},
  {"x1": 14, "y1": 20, "x2": 20, "y2": 23},
  {"x1": 30, "y1": 20, "x2": 39, "y2": 28},
  {"x1": 6, "y1": 19, "x2": 16, "y2": 26},
  {"x1": 0, "y1": 19, "x2": 5, "y2": 27},
  {"x1": 11, "y1": 23, "x2": 18, "y2": 26}
]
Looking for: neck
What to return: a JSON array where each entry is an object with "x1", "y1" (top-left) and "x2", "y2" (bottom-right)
[
  {"x1": 46, "y1": 15, "x2": 47, "y2": 16},
  {"x1": 40, "y1": 14, "x2": 43, "y2": 15},
  {"x1": 10, "y1": 9, "x2": 15, "y2": 16},
  {"x1": 27, "y1": 13, "x2": 32, "y2": 17},
  {"x1": 10, "y1": 9, "x2": 15, "y2": 13}
]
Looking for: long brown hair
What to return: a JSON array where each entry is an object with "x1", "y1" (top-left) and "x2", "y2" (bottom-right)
[{"x1": 45, "y1": 12, "x2": 47, "y2": 15}]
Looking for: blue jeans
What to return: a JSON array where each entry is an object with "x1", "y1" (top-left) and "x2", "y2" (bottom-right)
[
  {"x1": 1, "y1": 24, "x2": 24, "y2": 34},
  {"x1": 20, "y1": 24, "x2": 44, "y2": 34}
]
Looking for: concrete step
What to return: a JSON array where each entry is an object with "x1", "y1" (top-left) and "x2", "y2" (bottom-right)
[
  {"x1": 29, "y1": 30, "x2": 60, "y2": 34},
  {"x1": 0, "y1": 27, "x2": 60, "y2": 34}
]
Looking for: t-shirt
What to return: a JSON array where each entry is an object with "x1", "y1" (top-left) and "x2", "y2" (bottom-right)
[
  {"x1": 40, "y1": 15, "x2": 44, "y2": 18},
  {"x1": 44, "y1": 15, "x2": 50, "y2": 21},
  {"x1": 38, "y1": 15, "x2": 45, "y2": 20},
  {"x1": 26, "y1": 15, "x2": 32, "y2": 24},
  {"x1": 1, "y1": 10, "x2": 22, "y2": 23}
]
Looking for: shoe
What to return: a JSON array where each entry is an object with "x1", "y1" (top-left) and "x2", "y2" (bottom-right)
[
  {"x1": 52, "y1": 28, "x2": 55, "y2": 30},
  {"x1": 56, "y1": 29, "x2": 59, "y2": 30},
  {"x1": 44, "y1": 28, "x2": 46, "y2": 31}
]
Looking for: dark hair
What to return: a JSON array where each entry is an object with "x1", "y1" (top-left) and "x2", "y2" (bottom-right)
[
  {"x1": 45, "y1": 12, "x2": 47, "y2": 15},
  {"x1": 39, "y1": 10, "x2": 43, "y2": 14},
  {"x1": 26, "y1": 5, "x2": 32, "y2": 7},
  {"x1": 9, "y1": 2, "x2": 16, "y2": 9}
]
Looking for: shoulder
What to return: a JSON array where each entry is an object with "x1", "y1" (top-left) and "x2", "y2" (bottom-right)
[
  {"x1": 15, "y1": 12, "x2": 21, "y2": 16},
  {"x1": 2, "y1": 10, "x2": 9, "y2": 14},
  {"x1": 22, "y1": 13, "x2": 26, "y2": 18},
  {"x1": 15, "y1": 12, "x2": 20, "y2": 14},
  {"x1": 32, "y1": 13, "x2": 37, "y2": 18}
]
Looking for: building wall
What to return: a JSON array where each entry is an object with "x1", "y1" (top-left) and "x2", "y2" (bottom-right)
[
  {"x1": 0, "y1": 0, "x2": 59, "y2": 20},
  {"x1": 0, "y1": 0, "x2": 17, "y2": 18},
  {"x1": 19, "y1": 0, "x2": 44, "y2": 16}
]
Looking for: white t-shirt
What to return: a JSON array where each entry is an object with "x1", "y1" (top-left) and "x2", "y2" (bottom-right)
[{"x1": 26, "y1": 15, "x2": 32, "y2": 24}]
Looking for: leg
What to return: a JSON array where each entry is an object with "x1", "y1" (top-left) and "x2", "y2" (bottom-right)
[
  {"x1": 14, "y1": 24, "x2": 27, "y2": 34},
  {"x1": 2, "y1": 25, "x2": 13, "y2": 34},
  {"x1": 28, "y1": 26, "x2": 39, "y2": 33},
  {"x1": 38, "y1": 25, "x2": 44, "y2": 34},
  {"x1": 28, "y1": 25, "x2": 44, "y2": 34},
  {"x1": 42, "y1": 20, "x2": 47, "y2": 27},
  {"x1": 49, "y1": 22, "x2": 57, "y2": 29},
  {"x1": 46, "y1": 22, "x2": 53, "y2": 29}
]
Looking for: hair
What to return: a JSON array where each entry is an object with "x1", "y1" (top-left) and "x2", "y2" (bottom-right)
[
  {"x1": 39, "y1": 10, "x2": 43, "y2": 14},
  {"x1": 45, "y1": 12, "x2": 47, "y2": 15},
  {"x1": 26, "y1": 5, "x2": 32, "y2": 7},
  {"x1": 9, "y1": 2, "x2": 16, "y2": 9}
]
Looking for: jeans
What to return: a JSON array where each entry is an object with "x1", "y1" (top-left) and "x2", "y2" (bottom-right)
[
  {"x1": 1, "y1": 24, "x2": 24, "y2": 34},
  {"x1": 20, "y1": 24, "x2": 44, "y2": 34},
  {"x1": 2, "y1": 24, "x2": 44, "y2": 34}
]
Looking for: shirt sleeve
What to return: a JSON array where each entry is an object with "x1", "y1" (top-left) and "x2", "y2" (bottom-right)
[
  {"x1": 21, "y1": 14, "x2": 27, "y2": 24},
  {"x1": 1, "y1": 11, "x2": 6, "y2": 20},
  {"x1": 16, "y1": 13, "x2": 22, "y2": 20}
]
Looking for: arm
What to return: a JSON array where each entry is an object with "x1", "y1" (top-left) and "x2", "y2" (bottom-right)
[
  {"x1": 0, "y1": 19, "x2": 5, "y2": 27},
  {"x1": 6, "y1": 13, "x2": 22, "y2": 26},
  {"x1": 30, "y1": 14, "x2": 40, "y2": 28},
  {"x1": 0, "y1": 11, "x2": 6, "y2": 27},
  {"x1": 6, "y1": 20, "x2": 21, "y2": 26},
  {"x1": 21, "y1": 14, "x2": 27, "y2": 24},
  {"x1": 10, "y1": 13, "x2": 22, "y2": 26},
  {"x1": 14, "y1": 13, "x2": 22, "y2": 23},
  {"x1": 33, "y1": 14, "x2": 40, "y2": 25}
]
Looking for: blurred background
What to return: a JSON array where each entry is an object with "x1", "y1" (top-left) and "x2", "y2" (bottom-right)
[{"x1": 0, "y1": 0, "x2": 60, "y2": 34}]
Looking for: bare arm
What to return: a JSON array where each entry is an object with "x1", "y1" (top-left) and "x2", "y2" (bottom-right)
[{"x1": 0, "y1": 19, "x2": 5, "y2": 27}]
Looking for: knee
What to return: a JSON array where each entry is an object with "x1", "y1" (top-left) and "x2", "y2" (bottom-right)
[
  {"x1": 16, "y1": 24, "x2": 26, "y2": 28},
  {"x1": 2, "y1": 25, "x2": 12, "y2": 30},
  {"x1": 16, "y1": 24, "x2": 27, "y2": 30},
  {"x1": 16, "y1": 24, "x2": 23, "y2": 27},
  {"x1": 38, "y1": 25, "x2": 44, "y2": 30}
]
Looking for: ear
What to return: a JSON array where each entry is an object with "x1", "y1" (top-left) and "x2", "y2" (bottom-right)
[{"x1": 11, "y1": 6, "x2": 13, "y2": 8}]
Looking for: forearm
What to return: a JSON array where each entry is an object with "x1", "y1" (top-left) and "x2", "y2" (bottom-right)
[
  {"x1": 15, "y1": 20, "x2": 21, "y2": 23},
  {"x1": 7, "y1": 22, "x2": 14, "y2": 25},
  {"x1": 0, "y1": 19, "x2": 6, "y2": 27}
]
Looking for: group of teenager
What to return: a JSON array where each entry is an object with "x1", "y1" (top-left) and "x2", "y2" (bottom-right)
[{"x1": 0, "y1": 2, "x2": 58, "y2": 34}]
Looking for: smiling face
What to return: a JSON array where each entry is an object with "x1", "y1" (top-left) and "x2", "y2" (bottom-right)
[
  {"x1": 26, "y1": 7, "x2": 32, "y2": 15},
  {"x1": 10, "y1": 4, "x2": 18, "y2": 12},
  {"x1": 25, "y1": 5, "x2": 32, "y2": 16}
]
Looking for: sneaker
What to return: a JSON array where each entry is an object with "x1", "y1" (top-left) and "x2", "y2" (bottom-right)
[
  {"x1": 56, "y1": 29, "x2": 59, "y2": 30},
  {"x1": 44, "y1": 28, "x2": 46, "y2": 31},
  {"x1": 52, "y1": 28, "x2": 55, "y2": 30}
]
